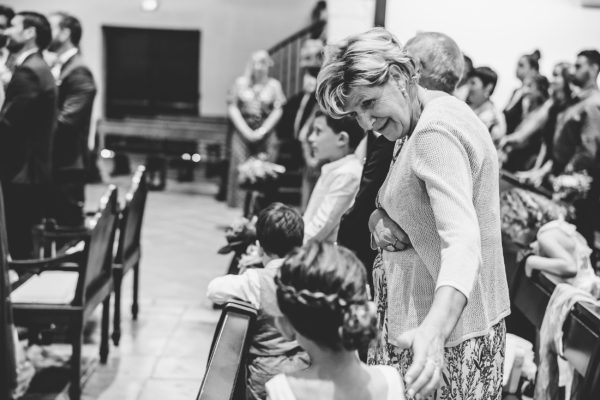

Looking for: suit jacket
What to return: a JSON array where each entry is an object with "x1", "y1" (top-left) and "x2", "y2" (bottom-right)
[
  {"x1": 53, "y1": 52, "x2": 96, "y2": 177},
  {"x1": 0, "y1": 52, "x2": 57, "y2": 184},
  {"x1": 337, "y1": 132, "x2": 395, "y2": 272}
]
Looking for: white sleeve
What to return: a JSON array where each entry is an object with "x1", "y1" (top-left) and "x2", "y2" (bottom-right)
[{"x1": 206, "y1": 269, "x2": 261, "y2": 308}]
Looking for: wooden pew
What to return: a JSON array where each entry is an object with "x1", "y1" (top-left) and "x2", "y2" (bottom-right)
[
  {"x1": 9, "y1": 186, "x2": 120, "y2": 400},
  {"x1": 112, "y1": 165, "x2": 149, "y2": 345},
  {"x1": 196, "y1": 300, "x2": 257, "y2": 400}
]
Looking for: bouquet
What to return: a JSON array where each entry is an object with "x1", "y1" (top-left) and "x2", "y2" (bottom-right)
[
  {"x1": 551, "y1": 171, "x2": 592, "y2": 202},
  {"x1": 237, "y1": 153, "x2": 285, "y2": 191},
  {"x1": 218, "y1": 216, "x2": 257, "y2": 255}
]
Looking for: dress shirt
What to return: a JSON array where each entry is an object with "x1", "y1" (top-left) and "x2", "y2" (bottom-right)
[
  {"x1": 51, "y1": 48, "x2": 78, "y2": 80},
  {"x1": 14, "y1": 48, "x2": 39, "y2": 67},
  {"x1": 206, "y1": 258, "x2": 284, "y2": 308},
  {"x1": 303, "y1": 154, "x2": 363, "y2": 243}
]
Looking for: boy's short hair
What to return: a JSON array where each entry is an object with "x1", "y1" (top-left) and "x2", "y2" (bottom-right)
[
  {"x1": 315, "y1": 110, "x2": 365, "y2": 151},
  {"x1": 471, "y1": 66, "x2": 498, "y2": 95},
  {"x1": 578, "y1": 49, "x2": 600, "y2": 70},
  {"x1": 256, "y1": 203, "x2": 304, "y2": 258}
]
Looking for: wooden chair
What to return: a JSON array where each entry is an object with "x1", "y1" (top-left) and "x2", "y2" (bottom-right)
[
  {"x1": 196, "y1": 300, "x2": 257, "y2": 400},
  {"x1": 112, "y1": 165, "x2": 148, "y2": 345},
  {"x1": 8, "y1": 186, "x2": 119, "y2": 400}
]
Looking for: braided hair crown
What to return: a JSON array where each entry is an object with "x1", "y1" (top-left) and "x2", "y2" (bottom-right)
[{"x1": 276, "y1": 242, "x2": 377, "y2": 351}]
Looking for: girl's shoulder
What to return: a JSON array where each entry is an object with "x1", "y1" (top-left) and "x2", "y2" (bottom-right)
[
  {"x1": 265, "y1": 374, "x2": 297, "y2": 400},
  {"x1": 367, "y1": 365, "x2": 406, "y2": 400}
]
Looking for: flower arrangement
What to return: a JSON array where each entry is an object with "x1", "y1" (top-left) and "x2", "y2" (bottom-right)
[
  {"x1": 217, "y1": 216, "x2": 257, "y2": 255},
  {"x1": 551, "y1": 171, "x2": 592, "y2": 202},
  {"x1": 237, "y1": 153, "x2": 285, "y2": 191}
]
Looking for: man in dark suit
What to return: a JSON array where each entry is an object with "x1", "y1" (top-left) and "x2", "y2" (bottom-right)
[
  {"x1": 47, "y1": 12, "x2": 96, "y2": 226},
  {"x1": 0, "y1": 11, "x2": 57, "y2": 259},
  {"x1": 337, "y1": 32, "x2": 465, "y2": 289}
]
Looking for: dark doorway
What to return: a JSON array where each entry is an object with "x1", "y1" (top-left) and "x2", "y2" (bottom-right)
[{"x1": 103, "y1": 26, "x2": 200, "y2": 118}]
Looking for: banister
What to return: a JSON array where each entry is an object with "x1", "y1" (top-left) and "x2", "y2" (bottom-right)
[{"x1": 268, "y1": 20, "x2": 326, "y2": 55}]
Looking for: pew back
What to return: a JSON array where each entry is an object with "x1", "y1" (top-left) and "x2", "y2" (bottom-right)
[
  {"x1": 116, "y1": 165, "x2": 148, "y2": 267},
  {"x1": 197, "y1": 301, "x2": 257, "y2": 400}
]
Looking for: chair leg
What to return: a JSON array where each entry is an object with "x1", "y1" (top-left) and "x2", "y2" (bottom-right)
[
  {"x1": 70, "y1": 318, "x2": 83, "y2": 400},
  {"x1": 132, "y1": 261, "x2": 140, "y2": 320},
  {"x1": 100, "y1": 295, "x2": 110, "y2": 363},
  {"x1": 112, "y1": 271, "x2": 122, "y2": 346}
]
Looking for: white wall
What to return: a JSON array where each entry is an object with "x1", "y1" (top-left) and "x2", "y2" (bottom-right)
[
  {"x1": 386, "y1": 0, "x2": 600, "y2": 106},
  {"x1": 327, "y1": 0, "x2": 375, "y2": 42},
  {"x1": 3, "y1": 0, "x2": 316, "y2": 117}
]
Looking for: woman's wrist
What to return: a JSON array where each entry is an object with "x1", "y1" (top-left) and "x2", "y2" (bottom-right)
[{"x1": 423, "y1": 286, "x2": 467, "y2": 340}]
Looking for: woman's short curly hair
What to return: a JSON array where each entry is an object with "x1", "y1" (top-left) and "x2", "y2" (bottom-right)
[{"x1": 316, "y1": 27, "x2": 419, "y2": 118}]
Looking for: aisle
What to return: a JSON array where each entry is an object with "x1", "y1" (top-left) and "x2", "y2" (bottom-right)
[{"x1": 82, "y1": 178, "x2": 240, "y2": 400}]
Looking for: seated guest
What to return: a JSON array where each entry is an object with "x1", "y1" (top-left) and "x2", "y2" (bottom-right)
[
  {"x1": 207, "y1": 203, "x2": 310, "y2": 400},
  {"x1": 467, "y1": 66, "x2": 506, "y2": 144},
  {"x1": 522, "y1": 219, "x2": 600, "y2": 297},
  {"x1": 266, "y1": 242, "x2": 405, "y2": 400},
  {"x1": 504, "y1": 50, "x2": 541, "y2": 134},
  {"x1": 303, "y1": 112, "x2": 364, "y2": 243}
]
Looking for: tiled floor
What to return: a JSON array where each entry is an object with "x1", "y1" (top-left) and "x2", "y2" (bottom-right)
[{"x1": 80, "y1": 173, "x2": 241, "y2": 400}]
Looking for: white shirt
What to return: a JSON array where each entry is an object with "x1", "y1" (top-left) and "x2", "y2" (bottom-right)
[
  {"x1": 14, "y1": 48, "x2": 39, "y2": 67},
  {"x1": 303, "y1": 154, "x2": 363, "y2": 243},
  {"x1": 51, "y1": 48, "x2": 78, "y2": 80},
  {"x1": 206, "y1": 258, "x2": 284, "y2": 309}
]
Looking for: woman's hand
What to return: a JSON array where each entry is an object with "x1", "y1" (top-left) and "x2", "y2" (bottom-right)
[
  {"x1": 368, "y1": 208, "x2": 410, "y2": 251},
  {"x1": 392, "y1": 325, "x2": 444, "y2": 398}
]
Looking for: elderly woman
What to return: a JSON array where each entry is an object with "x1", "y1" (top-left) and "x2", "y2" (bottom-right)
[
  {"x1": 316, "y1": 28, "x2": 510, "y2": 399},
  {"x1": 226, "y1": 50, "x2": 286, "y2": 211}
]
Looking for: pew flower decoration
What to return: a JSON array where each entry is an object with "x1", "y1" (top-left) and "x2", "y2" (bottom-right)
[
  {"x1": 217, "y1": 216, "x2": 257, "y2": 255},
  {"x1": 551, "y1": 171, "x2": 592, "y2": 202},
  {"x1": 237, "y1": 153, "x2": 285, "y2": 191}
]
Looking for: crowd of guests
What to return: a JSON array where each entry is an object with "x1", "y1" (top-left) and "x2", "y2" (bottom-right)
[
  {"x1": 213, "y1": 23, "x2": 600, "y2": 400},
  {"x1": 0, "y1": 5, "x2": 96, "y2": 260}
]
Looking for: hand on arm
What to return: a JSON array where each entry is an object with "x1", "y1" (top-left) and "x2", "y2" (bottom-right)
[{"x1": 368, "y1": 208, "x2": 410, "y2": 251}]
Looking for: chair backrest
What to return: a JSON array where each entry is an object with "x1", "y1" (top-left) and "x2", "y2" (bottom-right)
[
  {"x1": 197, "y1": 301, "x2": 257, "y2": 400},
  {"x1": 562, "y1": 301, "x2": 600, "y2": 398},
  {"x1": 74, "y1": 186, "x2": 119, "y2": 304},
  {"x1": 0, "y1": 186, "x2": 17, "y2": 399},
  {"x1": 116, "y1": 165, "x2": 148, "y2": 267}
]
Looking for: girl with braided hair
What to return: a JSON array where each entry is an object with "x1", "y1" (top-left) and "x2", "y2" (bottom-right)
[{"x1": 266, "y1": 242, "x2": 405, "y2": 400}]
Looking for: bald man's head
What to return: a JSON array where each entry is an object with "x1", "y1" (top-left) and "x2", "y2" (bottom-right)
[{"x1": 404, "y1": 32, "x2": 464, "y2": 94}]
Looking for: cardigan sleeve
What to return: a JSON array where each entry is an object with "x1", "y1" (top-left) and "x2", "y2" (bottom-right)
[{"x1": 412, "y1": 125, "x2": 482, "y2": 300}]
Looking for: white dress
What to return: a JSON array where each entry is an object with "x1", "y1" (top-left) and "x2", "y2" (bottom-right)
[{"x1": 265, "y1": 365, "x2": 405, "y2": 400}]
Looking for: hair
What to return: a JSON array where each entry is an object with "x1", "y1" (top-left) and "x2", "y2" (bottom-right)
[
  {"x1": 471, "y1": 66, "x2": 498, "y2": 95},
  {"x1": 552, "y1": 62, "x2": 573, "y2": 106},
  {"x1": 256, "y1": 203, "x2": 303, "y2": 258},
  {"x1": 275, "y1": 242, "x2": 377, "y2": 351},
  {"x1": 316, "y1": 27, "x2": 419, "y2": 119},
  {"x1": 314, "y1": 110, "x2": 365, "y2": 150},
  {"x1": 244, "y1": 49, "x2": 273, "y2": 81},
  {"x1": 404, "y1": 32, "x2": 464, "y2": 94},
  {"x1": 526, "y1": 74, "x2": 550, "y2": 100},
  {"x1": 577, "y1": 49, "x2": 600, "y2": 70},
  {"x1": 0, "y1": 5, "x2": 14, "y2": 24},
  {"x1": 17, "y1": 11, "x2": 51, "y2": 50},
  {"x1": 522, "y1": 49, "x2": 541, "y2": 72},
  {"x1": 52, "y1": 12, "x2": 82, "y2": 46}
]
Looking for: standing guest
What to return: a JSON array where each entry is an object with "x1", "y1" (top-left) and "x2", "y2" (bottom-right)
[
  {"x1": 266, "y1": 242, "x2": 405, "y2": 400},
  {"x1": 553, "y1": 49, "x2": 600, "y2": 247},
  {"x1": 453, "y1": 54, "x2": 473, "y2": 101},
  {"x1": 504, "y1": 50, "x2": 541, "y2": 133},
  {"x1": 47, "y1": 12, "x2": 96, "y2": 227},
  {"x1": 338, "y1": 31, "x2": 465, "y2": 290},
  {"x1": 303, "y1": 112, "x2": 363, "y2": 243},
  {"x1": 317, "y1": 28, "x2": 510, "y2": 399},
  {"x1": 467, "y1": 66, "x2": 507, "y2": 145},
  {"x1": 226, "y1": 50, "x2": 285, "y2": 213},
  {"x1": 207, "y1": 203, "x2": 310, "y2": 400},
  {"x1": 0, "y1": 11, "x2": 57, "y2": 259},
  {"x1": 0, "y1": 5, "x2": 14, "y2": 105}
]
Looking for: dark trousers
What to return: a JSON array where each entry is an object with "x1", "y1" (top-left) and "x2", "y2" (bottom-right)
[
  {"x1": 51, "y1": 170, "x2": 86, "y2": 227},
  {"x1": 2, "y1": 183, "x2": 50, "y2": 259}
]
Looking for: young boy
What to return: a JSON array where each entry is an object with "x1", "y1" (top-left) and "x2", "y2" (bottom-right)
[
  {"x1": 207, "y1": 203, "x2": 309, "y2": 400},
  {"x1": 303, "y1": 112, "x2": 364, "y2": 243}
]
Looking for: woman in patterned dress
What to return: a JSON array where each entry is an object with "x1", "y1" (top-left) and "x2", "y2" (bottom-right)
[
  {"x1": 226, "y1": 50, "x2": 286, "y2": 212},
  {"x1": 316, "y1": 28, "x2": 511, "y2": 399}
]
